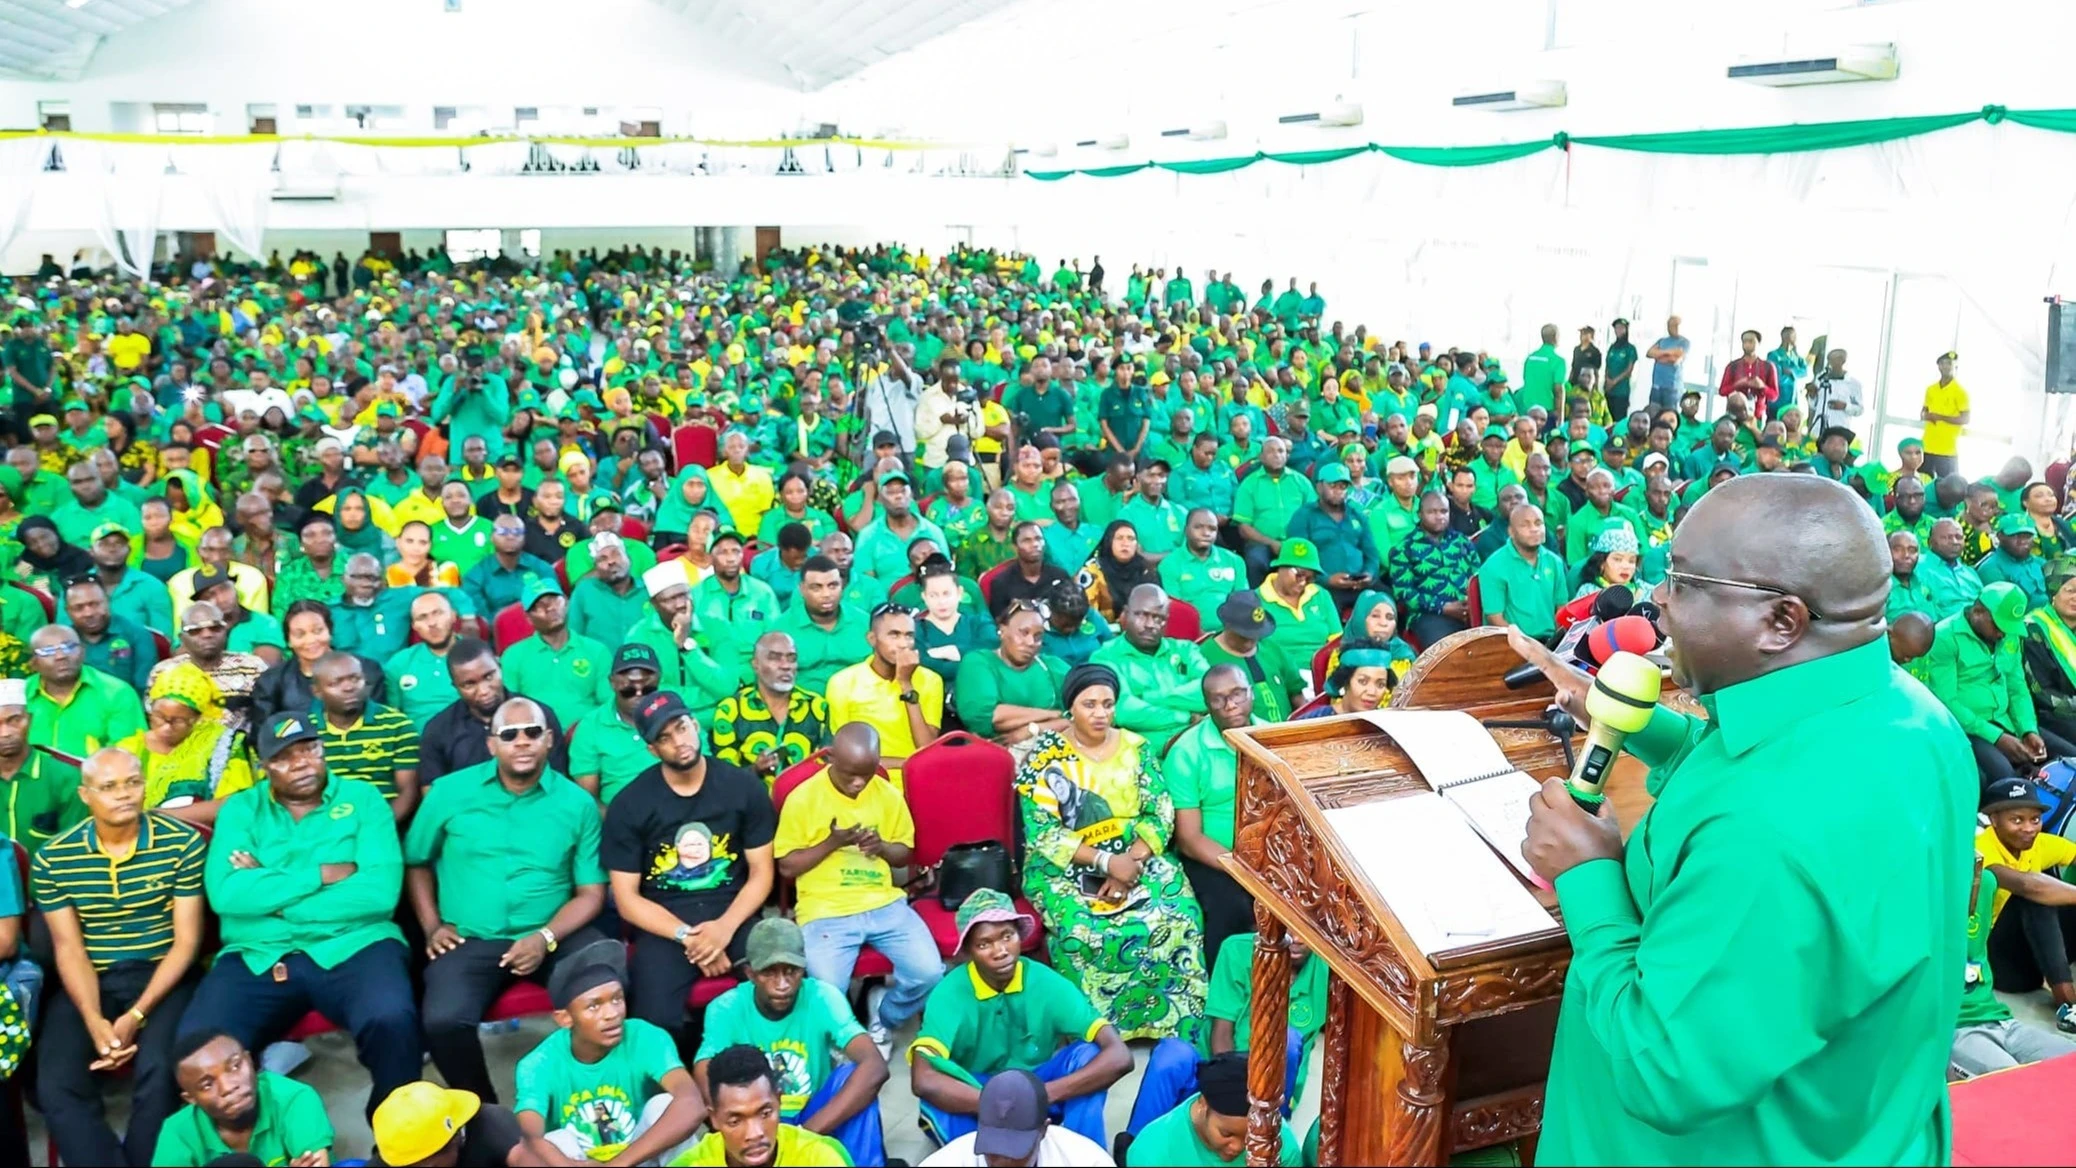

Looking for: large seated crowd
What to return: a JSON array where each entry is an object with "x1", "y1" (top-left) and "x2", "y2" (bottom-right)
[{"x1": 0, "y1": 239, "x2": 2069, "y2": 1166}]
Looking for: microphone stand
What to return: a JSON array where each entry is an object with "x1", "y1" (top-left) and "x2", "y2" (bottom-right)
[{"x1": 1480, "y1": 707, "x2": 1577, "y2": 773}]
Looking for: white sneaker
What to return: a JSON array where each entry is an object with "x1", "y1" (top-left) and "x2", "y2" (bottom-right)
[{"x1": 867, "y1": 1018, "x2": 892, "y2": 1060}]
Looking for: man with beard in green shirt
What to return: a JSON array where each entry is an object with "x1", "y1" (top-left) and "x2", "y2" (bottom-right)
[{"x1": 1509, "y1": 474, "x2": 1973, "y2": 1166}]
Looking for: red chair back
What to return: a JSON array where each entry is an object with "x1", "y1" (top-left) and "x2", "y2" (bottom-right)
[
  {"x1": 554, "y1": 557, "x2": 572, "y2": 592},
  {"x1": 1466, "y1": 576, "x2": 1484, "y2": 624},
  {"x1": 9, "y1": 582, "x2": 53, "y2": 621},
  {"x1": 674, "y1": 423, "x2": 719, "y2": 470},
  {"x1": 1310, "y1": 635, "x2": 1340, "y2": 694},
  {"x1": 903, "y1": 732, "x2": 1016, "y2": 869},
  {"x1": 978, "y1": 562, "x2": 1011, "y2": 605},
  {"x1": 492, "y1": 603, "x2": 532, "y2": 653},
  {"x1": 1163, "y1": 599, "x2": 1201, "y2": 642},
  {"x1": 619, "y1": 516, "x2": 649, "y2": 543},
  {"x1": 150, "y1": 629, "x2": 172, "y2": 659},
  {"x1": 771, "y1": 749, "x2": 830, "y2": 812}
]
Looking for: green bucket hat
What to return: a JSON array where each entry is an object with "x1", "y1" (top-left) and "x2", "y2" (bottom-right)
[
  {"x1": 954, "y1": 888, "x2": 1035, "y2": 952},
  {"x1": 1272, "y1": 538, "x2": 1324, "y2": 574}
]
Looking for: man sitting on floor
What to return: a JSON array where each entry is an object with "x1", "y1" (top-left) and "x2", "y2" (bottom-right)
[
  {"x1": 1955, "y1": 785, "x2": 2076, "y2": 1074},
  {"x1": 908, "y1": 888, "x2": 1131, "y2": 1149},
  {"x1": 153, "y1": 1029, "x2": 333, "y2": 1165},
  {"x1": 1124, "y1": 1051, "x2": 1301, "y2": 1166},
  {"x1": 774, "y1": 722, "x2": 943, "y2": 1053},
  {"x1": 1976, "y1": 778, "x2": 2076, "y2": 1034},
  {"x1": 514, "y1": 940, "x2": 707, "y2": 1165},
  {"x1": 371, "y1": 1080, "x2": 532, "y2": 1168},
  {"x1": 676, "y1": 1043, "x2": 852, "y2": 1167},
  {"x1": 918, "y1": 1069, "x2": 1114, "y2": 1167},
  {"x1": 696, "y1": 918, "x2": 888, "y2": 1166},
  {"x1": 406, "y1": 697, "x2": 609, "y2": 1105},
  {"x1": 180, "y1": 711, "x2": 421, "y2": 1120}
]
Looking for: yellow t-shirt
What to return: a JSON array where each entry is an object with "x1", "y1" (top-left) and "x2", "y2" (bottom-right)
[
  {"x1": 1921, "y1": 379, "x2": 1970, "y2": 456},
  {"x1": 1976, "y1": 826, "x2": 2076, "y2": 921},
  {"x1": 774, "y1": 769, "x2": 914, "y2": 926},
  {"x1": 675, "y1": 1126, "x2": 849, "y2": 1166},
  {"x1": 105, "y1": 332, "x2": 151, "y2": 372},
  {"x1": 823, "y1": 662, "x2": 944, "y2": 787}
]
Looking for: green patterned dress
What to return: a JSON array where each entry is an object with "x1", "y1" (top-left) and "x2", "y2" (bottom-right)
[{"x1": 1016, "y1": 728, "x2": 1206, "y2": 1043}]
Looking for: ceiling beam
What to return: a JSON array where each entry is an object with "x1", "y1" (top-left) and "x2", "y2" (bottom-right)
[{"x1": 0, "y1": 14, "x2": 82, "y2": 54}]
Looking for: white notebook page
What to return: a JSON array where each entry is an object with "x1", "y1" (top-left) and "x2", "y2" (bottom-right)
[{"x1": 1321, "y1": 793, "x2": 1557, "y2": 958}]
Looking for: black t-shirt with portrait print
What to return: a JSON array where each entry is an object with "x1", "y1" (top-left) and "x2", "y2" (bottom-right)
[
  {"x1": 600, "y1": 759, "x2": 775, "y2": 921},
  {"x1": 522, "y1": 515, "x2": 582, "y2": 565}
]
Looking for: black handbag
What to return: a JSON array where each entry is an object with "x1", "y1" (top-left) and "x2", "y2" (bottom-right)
[{"x1": 937, "y1": 840, "x2": 1014, "y2": 909}]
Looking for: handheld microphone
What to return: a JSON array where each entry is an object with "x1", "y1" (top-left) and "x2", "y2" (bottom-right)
[{"x1": 1566, "y1": 652, "x2": 1663, "y2": 813}]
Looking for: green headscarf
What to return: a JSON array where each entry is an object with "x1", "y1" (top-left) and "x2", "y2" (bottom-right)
[
  {"x1": 331, "y1": 487, "x2": 385, "y2": 554},
  {"x1": 1342, "y1": 589, "x2": 1396, "y2": 643},
  {"x1": 653, "y1": 464, "x2": 712, "y2": 534}
]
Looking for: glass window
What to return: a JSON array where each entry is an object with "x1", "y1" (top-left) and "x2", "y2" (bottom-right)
[{"x1": 445, "y1": 229, "x2": 501, "y2": 263}]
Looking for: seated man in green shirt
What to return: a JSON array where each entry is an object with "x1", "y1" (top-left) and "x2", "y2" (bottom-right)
[
  {"x1": 153, "y1": 1029, "x2": 333, "y2": 1166},
  {"x1": 570, "y1": 644, "x2": 671, "y2": 807},
  {"x1": 407, "y1": 697, "x2": 609, "y2": 1108},
  {"x1": 177, "y1": 711, "x2": 421, "y2": 1120},
  {"x1": 676, "y1": 1043, "x2": 853, "y2": 1167},
  {"x1": 1477, "y1": 505, "x2": 1568, "y2": 642},
  {"x1": 909, "y1": 889, "x2": 1132, "y2": 1149},
  {"x1": 696, "y1": 919, "x2": 887, "y2": 1165},
  {"x1": 1090, "y1": 584, "x2": 1210, "y2": 757},
  {"x1": 1124, "y1": 1051, "x2": 1301, "y2": 1167},
  {"x1": 499, "y1": 578, "x2": 615, "y2": 729},
  {"x1": 1925, "y1": 582, "x2": 2076, "y2": 784},
  {"x1": 515, "y1": 941, "x2": 707, "y2": 1164},
  {"x1": 1166, "y1": 663, "x2": 1270, "y2": 963}
]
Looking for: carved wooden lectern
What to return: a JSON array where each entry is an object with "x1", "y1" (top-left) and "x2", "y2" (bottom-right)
[{"x1": 1221, "y1": 627, "x2": 1667, "y2": 1166}]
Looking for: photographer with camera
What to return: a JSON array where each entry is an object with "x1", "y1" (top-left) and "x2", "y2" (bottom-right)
[
  {"x1": 861, "y1": 333, "x2": 922, "y2": 466},
  {"x1": 917, "y1": 357, "x2": 986, "y2": 492}
]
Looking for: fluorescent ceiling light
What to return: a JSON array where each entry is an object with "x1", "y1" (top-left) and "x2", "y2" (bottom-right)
[{"x1": 66, "y1": 0, "x2": 91, "y2": 9}]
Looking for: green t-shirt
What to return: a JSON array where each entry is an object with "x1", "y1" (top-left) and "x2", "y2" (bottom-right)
[
  {"x1": 401, "y1": 762, "x2": 605, "y2": 940},
  {"x1": 1957, "y1": 860, "x2": 2009, "y2": 1027},
  {"x1": 514, "y1": 1017, "x2": 684, "y2": 1148},
  {"x1": 569, "y1": 702, "x2": 657, "y2": 806},
  {"x1": 1204, "y1": 934, "x2": 1329, "y2": 1055},
  {"x1": 1156, "y1": 546, "x2": 1248, "y2": 621},
  {"x1": 1126, "y1": 1093, "x2": 1302, "y2": 1166},
  {"x1": 911, "y1": 958, "x2": 1105, "y2": 1077},
  {"x1": 151, "y1": 1071, "x2": 333, "y2": 1167},
  {"x1": 953, "y1": 651, "x2": 1069, "y2": 740},
  {"x1": 696, "y1": 978, "x2": 865, "y2": 1117}
]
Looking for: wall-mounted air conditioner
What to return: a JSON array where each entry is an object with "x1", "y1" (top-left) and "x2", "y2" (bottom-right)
[
  {"x1": 1452, "y1": 81, "x2": 1568, "y2": 111},
  {"x1": 1729, "y1": 43, "x2": 1897, "y2": 86},
  {"x1": 1071, "y1": 134, "x2": 1130, "y2": 151},
  {"x1": 1278, "y1": 101, "x2": 1362, "y2": 128},
  {"x1": 1159, "y1": 121, "x2": 1228, "y2": 141},
  {"x1": 272, "y1": 175, "x2": 340, "y2": 202}
]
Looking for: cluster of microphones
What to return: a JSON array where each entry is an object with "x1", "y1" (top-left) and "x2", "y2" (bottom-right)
[{"x1": 1500, "y1": 586, "x2": 1669, "y2": 813}]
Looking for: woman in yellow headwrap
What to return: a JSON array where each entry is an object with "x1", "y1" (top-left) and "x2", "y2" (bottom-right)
[
  {"x1": 115, "y1": 663, "x2": 254, "y2": 827},
  {"x1": 161, "y1": 468, "x2": 226, "y2": 549}
]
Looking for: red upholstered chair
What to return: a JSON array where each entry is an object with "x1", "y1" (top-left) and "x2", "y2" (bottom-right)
[
  {"x1": 675, "y1": 423, "x2": 719, "y2": 470},
  {"x1": 1466, "y1": 576, "x2": 1484, "y2": 625},
  {"x1": 1310, "y1": 635, "x2": 1341, "y2": 694},
  {"x1": 771, "y1": 751, "x2": 894, "y2": 980},
  {"x1": 901, "y1": 732, "x2": 1045, "y2": 959},
  {"x1": 977, "y1": 562, "x2": 1011, "y2": 605},
  {"x1": 492, "y1": 603, "x2": 532, "y2": 653},
  {"x1": 555, "y1": 557, "x2": 572, "y2": 592},
  {"x1": 1164, "y1": 599, "x2": 1201, "y2": 642},
  {"x1": 9, "y1": 582, "x2": 53, "y2": 621},
  {"x1": 619, "y1": 516, "x2": 649, "y2": 543},
  {"x1": 150, "y1": 628, "x2": 172, "y2": 659}
]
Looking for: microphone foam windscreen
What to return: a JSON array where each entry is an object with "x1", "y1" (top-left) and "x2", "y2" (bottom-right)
[
  {"x1": 1589, "y1": 585, "x2": 1636, "y2": 623},
  {"x1": 1583, "y1": 614, "x2": 1662, "y2": 665}
]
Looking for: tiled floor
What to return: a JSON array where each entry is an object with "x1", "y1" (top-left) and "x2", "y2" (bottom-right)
[{"x1": 18, "y1": 988, "x2": 2057, "y2": 1164}]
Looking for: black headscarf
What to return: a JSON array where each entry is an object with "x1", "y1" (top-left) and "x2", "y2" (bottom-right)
[
  {"x1": 15, "y1": 516, "x2": 93, "y2": 581},
  {"x1": 1091, "y1": 518, "x2": 1156, "y2": 612},
  {"x1": 1062, "y1": 662, "x2": 1120, "y2": 709}
]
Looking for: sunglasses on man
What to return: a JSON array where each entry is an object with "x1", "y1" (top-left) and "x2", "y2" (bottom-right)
[{"x1": 495, "y1": 723, "x2": 547, "y2": 743}]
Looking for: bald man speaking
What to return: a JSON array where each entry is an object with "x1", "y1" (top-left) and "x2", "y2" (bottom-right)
[{"x1": 1509, "y1": 475, "x2": 1975, "y2": 1165}]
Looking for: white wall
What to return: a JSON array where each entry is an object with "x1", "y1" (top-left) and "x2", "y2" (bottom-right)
[{"x1": 0, "y1": 0, "x2": 805, "y2": 137}]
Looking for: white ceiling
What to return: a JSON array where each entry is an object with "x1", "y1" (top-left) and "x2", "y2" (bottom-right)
[
  {"x1": 645, "y1": 0, "x2": 1018, "y2": 90},
  {"x1": 0, "y1": 0, "x2": 196, "y2": 81}
]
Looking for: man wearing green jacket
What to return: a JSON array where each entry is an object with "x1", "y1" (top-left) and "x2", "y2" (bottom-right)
[
  {"x1": 1511, "y1": 474, "x2": 1973, "y2": 1166},
  {"x1": 428, "y1": 367, "x2": 512, "y2": 456},
  {"x1": 1090, "y1": 585, "x2": 1209, "y2": 757},
  {"x1": 1924, "y1": 581, "x2": 2075, "y2": 783},
  {"x1": 177, "y1": 711, "x2": 423, "y2": 1120}
]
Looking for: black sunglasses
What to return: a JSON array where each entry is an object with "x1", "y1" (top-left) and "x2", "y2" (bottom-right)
[{"x1": 494, "y1": 723, "x2": 547, "y2": 743}]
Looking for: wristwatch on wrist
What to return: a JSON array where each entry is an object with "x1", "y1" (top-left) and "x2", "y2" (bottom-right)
[
  {"x1": 899, "y1": 688, "x2": 920, "y2": 705},
  {"x1": 538, "y1": 927, "x2": 557, "y2": 953},
  {"x1": 673, "y1": 923, "x2": 693, "y2": 944}
]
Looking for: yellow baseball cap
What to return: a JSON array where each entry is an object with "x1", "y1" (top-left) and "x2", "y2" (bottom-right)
[{"x1": 372, "y1": 1082, "x2": 480, "y2": 1165}]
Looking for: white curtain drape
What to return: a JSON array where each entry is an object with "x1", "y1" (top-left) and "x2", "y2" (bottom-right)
[
  {"x1": 175, "y1": 141, "x2": 276, "y2": 261},
  {"x1": 0, "y1": 138, "x2": 53, "y2": 268},
  {"x1": 55, "y1": 139, "x2": 170, "y2": 278},
  {"x1": 459, "y1": 140, "x2": 533, "y2": 175}
]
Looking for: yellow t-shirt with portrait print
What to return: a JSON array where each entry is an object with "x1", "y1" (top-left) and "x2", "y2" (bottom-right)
[
  {"x1": 774, "y1": 768, "x2": 913, "y2": 926},
  {"x1": 1976, "y1": 825, "x2": 2076, "y2": 922}
]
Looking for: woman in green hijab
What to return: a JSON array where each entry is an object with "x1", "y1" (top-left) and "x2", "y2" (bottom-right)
[
  {"x1": 328, "y1": 487, "x2": 394, "y2": 559},
  {"x1": 1324, "y1": 589, "x2": 1415, "y2": 683},
  {"x1": 651, "y1": 464, "x2": 712, "y2": 545},
  {"x1": 2021, "y1": 556, "x2": 2076, "y2": 743}
]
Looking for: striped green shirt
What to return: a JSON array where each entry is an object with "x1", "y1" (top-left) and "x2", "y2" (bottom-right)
[
  {"x1": 318, "y1": 704, "x2": 420, "y2": 801},
  {"x1": 31, "y1": 812, "x2": 204, "y2": 969}
]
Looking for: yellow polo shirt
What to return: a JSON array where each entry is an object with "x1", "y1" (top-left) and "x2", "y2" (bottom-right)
[
  {"x1": 773, "y1": 768, "x2": 912, "y2": 925},
  {"x1": 1922, "y1": 379, "x2": 1969, "y2": 456},
  {"x1": 824, "y1": 661, "x2": 943, "y2": 787},
  {"x1": 1976, "y1": 826, "x2": 2076, "y2": 922}
]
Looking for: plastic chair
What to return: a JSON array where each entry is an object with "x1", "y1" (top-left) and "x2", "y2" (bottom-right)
[
  {"x1": 977, "y1": 562, "x2": 1011, "y2": 605},
  {"x1": 1310, "y1": 635, "x2": 1340, "y2": 694},
  {"x1": 1163, "y1": 599, "x2": 1201, "y2": 642},
  {"x1": 901, "y1": 732, "x2": 1044, "y2": 958},
  {"x1": 492, "y1": 603, "x2": 532, "y2": 653},
  {"x1": 8, "y1": 582, "x2": 53, "y2": 621}
]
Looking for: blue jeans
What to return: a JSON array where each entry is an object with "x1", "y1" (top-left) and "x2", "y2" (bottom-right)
[
  {"x1": 801, "y1": 899, "x2": 943, "y2": 1030},
  {"x1": 178, "y1": 941, "x2": 421, "y2": 1121},
  {"x1": 919, "y1": 1041, "x2": 1110, "y2": 1148},
  {"x1": 1125, "y1": 1028, "x2": 1304, "y2": 1136},
  {"x1": 793, "y1": 1061, "x2": 885, "y2": 1166}
]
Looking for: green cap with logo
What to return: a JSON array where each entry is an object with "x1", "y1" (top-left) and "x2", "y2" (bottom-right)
[
  {"x1": 1272, "y1": 538, "x2": 1324, "y2": 574},
  {"x1": 1980, "y1": 580, "x2": 2028, "y2": 635}
]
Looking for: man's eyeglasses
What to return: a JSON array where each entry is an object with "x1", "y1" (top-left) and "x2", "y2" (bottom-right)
[
  {"x1": 1663, "y1": 569, "x2": 1827, "y2": 621},
  {"x1": 31, "y1": 642, "x2": 79, "y2": 658},
  {"x1": 494, "y1": 723, "x2": 547, "y2": 743},
  {"x1": 181, "y1": 622, "x2": 227, "y2": 635}
]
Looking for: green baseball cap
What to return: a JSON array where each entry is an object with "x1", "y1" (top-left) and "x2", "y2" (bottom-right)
[
  {"x1": 521, "y1": 577, "x2": 562, "y2": 611},
  {"x1": 89, "y1": 522, "x2": 129, "y2": 543},
  {"x1": 743, "y1": 917, "x2": 809, "y2": 972},
  {"x1": 876, "y1": 467, "x2": 911, "y2": 489},
  {"x1": 1272, "y1": 538, "x2": 1324, "y2": 574},
  {"x1": 375, "y1": 401, "x2": 401, "y2": 418},
  {"x1": 1996, "y1": 513, "x2": 2034, "y2": 537},
  {"x1": 1314, "y1": 462, "x2": 1351, "y2": 485},
  {"x1": 1980, "y1": 580, "x2": 2028, "y2": 635}
]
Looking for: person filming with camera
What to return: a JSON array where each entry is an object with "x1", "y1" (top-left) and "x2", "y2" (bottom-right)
[{"x1": 917, "y1": 357, "x2": 987, "y2": 491}]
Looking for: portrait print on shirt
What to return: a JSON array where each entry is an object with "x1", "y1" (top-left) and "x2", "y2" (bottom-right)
[{"x1": 647, "y1": 821, "x2": 736, "y2": 893}]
